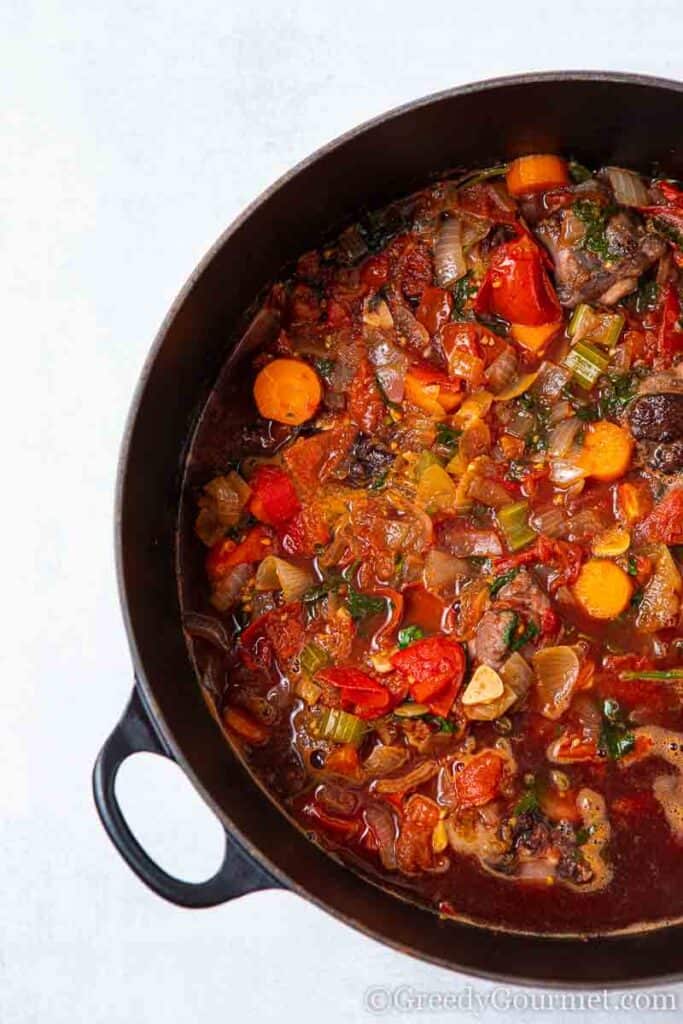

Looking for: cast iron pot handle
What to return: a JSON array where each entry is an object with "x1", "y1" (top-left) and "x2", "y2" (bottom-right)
[{"x1": 93, "y1": 688, "x2": 282, "y2": 907}]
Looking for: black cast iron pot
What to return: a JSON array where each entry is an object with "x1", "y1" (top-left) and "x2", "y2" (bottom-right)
[{"x1": 94, "y1": 71, "x2": 683, "y2": 987}]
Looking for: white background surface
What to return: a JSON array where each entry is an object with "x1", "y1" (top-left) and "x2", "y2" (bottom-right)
[{"x1": 4, "y1": 1, "x2": 683, "y2": 1021}]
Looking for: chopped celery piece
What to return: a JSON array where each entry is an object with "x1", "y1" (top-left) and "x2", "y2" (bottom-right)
[
  {"x1": 567, "y1": 303, "x2": 624, "y2": 349},
  {"x1": 498, "y1": 500, "x2": 536, "y2": 553},
  {"x1": 567, "y1": 303, "x2": 594, "y2": 338},
  {"x1": 620, "y1": 669, "x2": 683, "y2": 681},
  {"x1": 317, "y1": 707, "x2": 366, "y2": 745},
  {"x1": 592, "y1": 311, "x2": 625, "y2": 348},
  {"x1": 563, "y1": 341, "x2": 609, "y2": 390},
  {"x1": 300, "y1": 642, "x2": 330, "y2": 677},
  {"x1": 394, "y1": 702, "x2": 430, "y2": 718},
  {"x1": 296, "y1": 676, "x2": 322, "y2": 705}
]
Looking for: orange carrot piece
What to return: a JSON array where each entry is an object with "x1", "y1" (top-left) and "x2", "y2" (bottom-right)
[
  {"x1": 506, "y1": 154, "x2": 569, "y2": 196},
  {"x1": 572, "y1": 559, "x2": 633, "y2": 620},
  {"x1": 510, "y1": 320, "x2": 563, "y2": 352},
  {"x1": 253, "y1": 358, "x2": 322, "y2": 425},
  {"x1": 578, "y1": 421, "x2": 634, "y2": 482}
]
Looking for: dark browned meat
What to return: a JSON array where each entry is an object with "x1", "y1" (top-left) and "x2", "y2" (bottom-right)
[
  {"x1": 471, "y1": 609, "x2": 516, "y2": 668},
  {"x1": 535, "y1": 208, "x2": 665, "y2": 308},
  {"x1": 495, "y1": 569, "x2": 551, "y2": 620},
  {"x1": 652, "y1": 440, "x2": 683, "y2": 474},
  {"x1": 628, "y1": 393, "x2": 683, "y2": 443}
]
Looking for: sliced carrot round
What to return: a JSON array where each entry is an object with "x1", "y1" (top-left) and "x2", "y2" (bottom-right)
[
  {"x1": 506, "y1": 154, "x2": 569, "y2": 196},
  {"x1": 573, "y1": 559, "x2": 633, "y2": 620},
  {"x1": 578, "y1": 420, "x2": 634, "y2": 482},
  {"x1": 253, "y1": 358, "x2": 322, "y2": 425}
]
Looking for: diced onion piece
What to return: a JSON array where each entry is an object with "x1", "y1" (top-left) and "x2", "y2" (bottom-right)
[
  {"x1": 317, "y1": 707, "x2": 366, "y2": 746},
  {"x1": 255, "y1": 555, "x2": 314, "y2": 602},
  {"x1": 462, "y1": 665, "x2": 504, "y2": 706},
  {"x1": 423, "y1": 549, "x2": 468, "y2": 592},
  {"x1": 636, "y1": 545, "x2": 682, "y2": 634},
  {"x1": 548, "y1": 416, "x2": 581, "y2": 458},
  {"x1": 493, "y1": 371, "x2": 539, "y2": 402},
  {"x1": 549, "y1": 458, "x2": 588, "y2": 488},
  {"x1": 485, "y1": 346, "x2": 518, "y2": 395},
  {"x1": 532, "y1": 646, "x2": 580, "y2": 720},
  {"x1": 533, "y1": 361, "x2": 573, "y2": 399},
  {"x1": 363, "y1": 745, "x2": 408, "y2": 776},
  {"x1": 592, "y1": 527, "x2": 631, "y2": 558},
  {"x1": 497, "y1": 500, "x2": 536, "y2": 552},
  {"x1": 435, "y1": 216, "x2": 466, "y2": 287},
  {"x1": 530, "y1": 505, "x2": 569, "y2": 538},
  {"x1": 563, "y1": 341, "x2": 609, "y2": 390},
  {"x1": 452, "y1": 390, "x2": 494, "y2": 428},
  {"x1": 394, "y1": 702, "x2": 431, "y2": 718},
  {"x1": 605, "y1": 166, "x2": 650, "y2": 207},
  {"x1": 500, "y1": 652, "x2": 533, "y2": 698},
  {"x1": 416, "y1": 463, "x2": 458, "y2": 513}
]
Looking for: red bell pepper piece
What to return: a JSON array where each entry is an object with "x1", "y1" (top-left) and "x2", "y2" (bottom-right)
[
  {"x1": 239, "y1": 603, "x2": 304, "y2": 671},
  {"x1": 206, "y1": 525, "x2": 274, "y2": 579},
  {"x1": 638, "y1": 487, "x2": 683, "y2": 545},
  {"x1": 454, "y1": 751, "x2": 504, "y2": 809},
  {"x1": 391, "y1": 636, "x2": 465, "y2": 715},
  {"x1": 316, "y1": 666, "x2": 391, "y2": 720},
  {"x1": 360, "y1": 252, "x2": 390, "y2": 293},
  {"x1": 657, "y1": 282, "x2": 683, "y2": 364},
  {"x1": 415, "y1": 286, "x2": 453, "y2": 335},
  {"x1": 248, "y1": 466, "x2": 300, "y2": 526},
  {"x1": 475, "y1": 232, "x2": 561, "y2": 326}
]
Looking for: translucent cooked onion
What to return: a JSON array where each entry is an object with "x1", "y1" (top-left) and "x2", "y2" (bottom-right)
[
  {"x1": 485, "y1": 346, "x2": 518, "y2": 395},
  {"x1": 368, "y1": 337, "x2": 408, "y2": 403},
  {"x1": 500, "y1": 651, "x2": 533, "y2": 698},
  {"x1": 548, "y1": 416, "x2": 581, "y2": 458},
  {"x1": 549, "y1": 400, "x2": 574, "y2": 425},
  {"x1": 532, "y1": 646, "x2": 580, "y2": 720},
  {"x1": 183, "y1": 612, "x2": 232, "y2": 651},
  {"x1": 373, "y1": 759, "x2": 439, "y2": 795},
  {"x1": 210, "y1": 563, "x2": 252, "y2": 611},
  {"x1": 636, "y1": 544, "x2": 682, "y2": 633},
  {"x1": 255, "y1": 556, "x2": 313, "y2": 602},
  {"x1": 530, "y1": 505, "x2": 569, "y2": 539},
  {"x1": 549, "y1": 458, "x2": 588, "y2": 488},
  {"x1": 533, "y1": 361, "x2": 572, "y2": 400},
  {"x1": 364, "y1": 803, "x2": 398, "y2": 869},
  {"x1": 505, "y1": 406, "x2": 536, "y2": 439},
  {"x1": 461, "y1": 212, "x2": 492, "y2": 250},
  {"x1": 435, "y1": 216, "x2": 467, "y2": 287},
  {"x1": 423, "y1": 549, "x2": 469, "y2": 592},
  {"x1": 606, "y1": 166, "x2": 650, "y2": 207},
  {"x1": 363, "y1": 744, "x2": 409, "y2": 776}
]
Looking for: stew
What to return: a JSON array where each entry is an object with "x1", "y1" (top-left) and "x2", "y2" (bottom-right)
[{"x1": 182, "y1": 156, "x2": 683, "y2": 934}]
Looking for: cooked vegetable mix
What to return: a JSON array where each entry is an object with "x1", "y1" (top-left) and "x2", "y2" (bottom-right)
[{"x1": 183, "y1": 157, "x2": 683, "y2": 933}]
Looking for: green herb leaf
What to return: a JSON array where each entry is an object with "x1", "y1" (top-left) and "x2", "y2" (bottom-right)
[
  {"x1": 514, "y1": 787, "x2": 540, "y2": 815},
  {"x1": 503, "y1": 612, "x2": 520, "y2": 649},
  {"x1": 435, "y1": 422, "x2": 461, "y2": 451},
  {"x1": 509, "y1": 620, "x2": 540, "y2": 653},
  {"x1": 346, "y1": 588, "x2": 388, "y2": 621},
  {"x1": 490, "y1": 567, "x2": 520, "y2": 598},
  {"x1": 599, "y1": 699, "x2": 635, "y2": 760},
  {"x1": 451, "y1": 270, "x2": 477, "y2": 318},
  {"x1": 573, "y1": 200, "x2": 620, "y2": 261},
  {"x1": 398, "y1": 625, "x2": 425, "y2": 649},
  {"x1": 425, "y1": 714, "x2": 457, "y2": 734}
]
